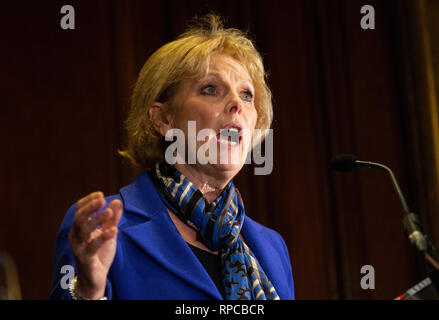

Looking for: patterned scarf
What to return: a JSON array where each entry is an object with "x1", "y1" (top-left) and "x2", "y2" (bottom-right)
[{"x1": 149, "y1": 162, "x2": 279, "y2": 300}]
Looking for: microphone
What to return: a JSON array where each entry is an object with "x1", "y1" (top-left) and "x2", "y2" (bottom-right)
[{"x1": 330, "y1": 154, "x2": 429, "y2": 256}]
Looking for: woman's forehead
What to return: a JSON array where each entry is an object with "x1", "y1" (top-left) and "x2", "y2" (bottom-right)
[
  {"x1": 209, "y1": 53, "x2": 246, "y2": 69},
  {"x1": 175, "y1": 53, "x2": 254, "y2": 94},
  {"x1": 193, "y1": 54, "x2": 253, "y2": 85}
]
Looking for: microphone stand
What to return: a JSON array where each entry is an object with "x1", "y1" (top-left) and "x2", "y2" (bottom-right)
[
  {"x1": 331, "y1": 154, "x2": 439, "y2": 298},
  {"x1": 355, "y1": 160, "x2": 439, "y2": 271}
]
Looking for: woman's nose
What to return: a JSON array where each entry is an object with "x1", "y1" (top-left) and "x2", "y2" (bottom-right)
[{"x1": 226, "y1": 91, "x2": 243, "y2": 115}]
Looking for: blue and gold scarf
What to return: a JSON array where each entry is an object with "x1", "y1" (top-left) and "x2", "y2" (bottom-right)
[{"x1": 150, "y1": 162, "x2": 279, "y2": 300}]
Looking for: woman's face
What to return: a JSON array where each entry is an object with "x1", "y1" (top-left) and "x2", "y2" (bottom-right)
[{"x1": 169, "y1": 53, "x2": 258, "y2": 181}]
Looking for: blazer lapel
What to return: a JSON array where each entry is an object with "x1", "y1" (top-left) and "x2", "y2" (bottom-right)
[
  {"x1": 241, "y1": 216, "x2": 287, "y2": 299},
  {"x1": 119, "y1": 171, "x2": 222, "y2": 300}
]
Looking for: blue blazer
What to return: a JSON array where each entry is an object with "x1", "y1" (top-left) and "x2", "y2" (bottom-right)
[{"x1": 50, "y1": 171, "x2": 295, "y2": 300}]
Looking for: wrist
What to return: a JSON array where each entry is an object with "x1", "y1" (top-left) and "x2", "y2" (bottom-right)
[{"x1": 69, "y1": 275, "x2": 107, "y2": 300}]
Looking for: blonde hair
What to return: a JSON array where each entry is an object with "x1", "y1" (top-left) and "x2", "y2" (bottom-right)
[{"x1": 119, "y1": 14, "x2": 273, "y2": 169}]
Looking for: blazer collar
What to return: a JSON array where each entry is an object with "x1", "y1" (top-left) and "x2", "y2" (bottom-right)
[
  {"x1": 119, "y1": 171, "x2": 282, "y2": 299},
  {"x1": 119, "y1": 171, "x2": 222, "y2": 299}
]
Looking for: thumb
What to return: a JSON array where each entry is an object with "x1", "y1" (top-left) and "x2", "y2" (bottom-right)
[{"x1": 107, "y1": 199, "x2": 123, "y2": 227}]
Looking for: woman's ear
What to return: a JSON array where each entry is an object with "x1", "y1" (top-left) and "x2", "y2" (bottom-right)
[{"x1": 148, "y1": 102, "x2": 173, "y2": 137}]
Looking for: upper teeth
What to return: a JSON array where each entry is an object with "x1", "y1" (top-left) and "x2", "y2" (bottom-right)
[
  {"x1": 219, "y1": 127, "x2": 240, "y2": 144},
  {"x1": 221, "y1": 127, "x2": 239, "y2": 134},
  {"x1": 220, "y1": 127, "x2": 240, "y2": 136}
]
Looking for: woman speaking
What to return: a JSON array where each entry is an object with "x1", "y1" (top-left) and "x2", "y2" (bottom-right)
[{"x1": 50, "y1": 14, "x2": 294, "y2": 300}]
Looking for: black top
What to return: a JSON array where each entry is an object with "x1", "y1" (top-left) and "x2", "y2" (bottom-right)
[{"x1": 187, "y1": 243, "x2": 225, "y2": 299}]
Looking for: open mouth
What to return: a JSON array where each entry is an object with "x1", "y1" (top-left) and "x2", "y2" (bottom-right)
[{"x1": 216, "y1": 126, "x2": 242, "y2": 147}]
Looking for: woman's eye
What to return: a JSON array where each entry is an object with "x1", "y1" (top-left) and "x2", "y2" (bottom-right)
[
  {"x1": 242, "y1": 90, "x2": 253, "y2": 102},
  {"x1": 201, "y1": 85, "x2": 216, "y2": 95}
]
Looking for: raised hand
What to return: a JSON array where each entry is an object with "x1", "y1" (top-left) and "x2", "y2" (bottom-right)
[{"x1": 68, "y1": 192, "x2": 122, "y2": 299}]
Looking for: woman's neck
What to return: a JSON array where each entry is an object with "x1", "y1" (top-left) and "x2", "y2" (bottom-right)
[{"x1": 174, "y1": 164, "x2": 230, "y2": 203}]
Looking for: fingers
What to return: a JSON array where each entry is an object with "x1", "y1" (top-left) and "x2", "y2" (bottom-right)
[
  {"x1": 77, "y1": 191, "x2": 103, "y2": 209},
  {"x1": 84, "y1": 200, "x2": 123, "y2": 256},
  {"x1": 101, "y1": 200, "x2": 123, "y2": 231},
  {"x1": 87, "y1": 227, "x2": 118, "y2": 255},
  {"x1": 71, "y1": 193, "x2": 123, "y2": 244},
  {"x1": 75, "y1": 193, "x2": 106, "y2": 224},
  {"x1": 71, "y1": 200, "x2": 105, "y2": 243},
  {"x1": 72, "y1": 192, "x2": 105, "y2": 240},
  {"x1": 79, "y1": 208, "x2": 112, "y2": 239}
]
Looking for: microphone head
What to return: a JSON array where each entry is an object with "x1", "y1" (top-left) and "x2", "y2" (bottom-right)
[{"x1": 330, "y1": 154, "x2": 359, "y2": 172}]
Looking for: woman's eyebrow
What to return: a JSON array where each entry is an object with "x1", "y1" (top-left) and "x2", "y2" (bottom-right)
[{"x1": 201, "y1": 72, "x2": 254, "y2": 89}]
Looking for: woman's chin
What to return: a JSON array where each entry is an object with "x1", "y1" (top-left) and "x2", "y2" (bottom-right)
[{"x1": 208, "y1": 161, "x2": 245, "y2": 177}]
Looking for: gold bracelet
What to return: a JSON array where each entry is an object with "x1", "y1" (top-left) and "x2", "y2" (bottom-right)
[{"x1": 69, "y1": 275, "x2": 108, "y2": 300}]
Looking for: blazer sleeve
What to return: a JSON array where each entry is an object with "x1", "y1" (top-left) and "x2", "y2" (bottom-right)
[{"x1": 49, "y1": 203, "x2": 113, "y2": 300}]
